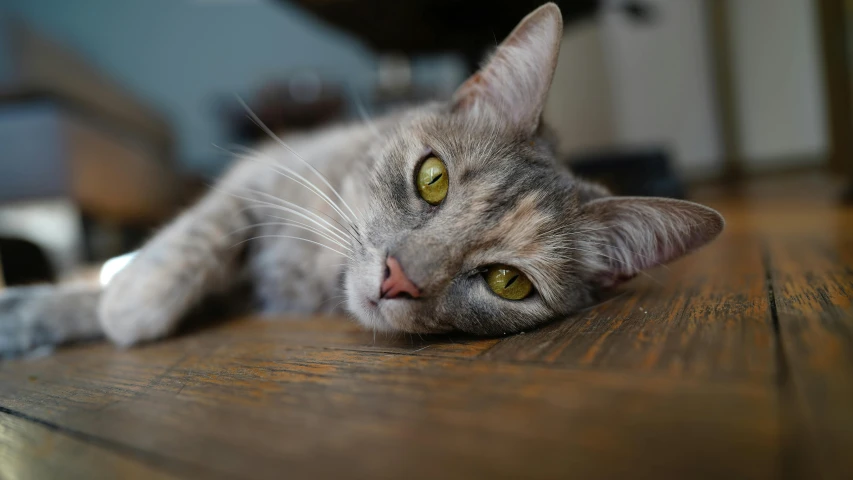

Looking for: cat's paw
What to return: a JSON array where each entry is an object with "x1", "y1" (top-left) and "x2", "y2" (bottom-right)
[
  {"x1": 0, "y1": 287, "x2": 55, "y2": 358},
  {"x1": 98, "y1": 264, "x2": 191, "y2": 347},
  {"x1": 1, "y1": 286, "x2": 102, "y2": 358}
]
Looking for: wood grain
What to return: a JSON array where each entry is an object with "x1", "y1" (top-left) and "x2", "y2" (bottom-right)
[
  {"x1": 191, "y1": 315, "x2": 501, "y2": 358},
  {"x1": 0, "y1": 411, "x2": 175, "y2": 479},
  {"x1": 481, "y1": 232, "x2": 776, "y2": 382},
  {"x1": 767, "y1": 235, "x2": 853, "y2": 479},
  {"x1": 0, "y1": 173, "x2": 851, "y2": 479},
  {"x1": 0, "y1": 340, "x2": 779, "y2": 479}
]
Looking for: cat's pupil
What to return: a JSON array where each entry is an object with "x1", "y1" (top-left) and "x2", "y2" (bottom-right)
[
  {"x1": 504, "y1": 275, "x2": 519, "y2": 288},
  {"x1": 427, "y1": 173, "x2": 443, "y2": 186}
]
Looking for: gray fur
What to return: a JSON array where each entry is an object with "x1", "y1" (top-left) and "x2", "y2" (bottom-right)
[
  {"x1": 0, "y1": 286, "x2": 100, "y2": 357},
  {"x1": 0, "y1": 4, "x2": 723, "y2": 356}
]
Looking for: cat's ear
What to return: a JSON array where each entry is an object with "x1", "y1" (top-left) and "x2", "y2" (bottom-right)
[
  {"x1": 452, "y1": 3, "x2": 563, "y2": 135},
  {"x1": 575, "y1": 178, "x2": 612, "y2": 203},
  {"x1": 579, "y1": 197, "x2": 724, "y2": 287}
]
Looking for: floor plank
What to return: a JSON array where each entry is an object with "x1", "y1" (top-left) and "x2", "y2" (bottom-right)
[
  {"x1": 1, "y1": 172, "x2": 851, "y2": 479},
  {"x1": 0, "y1": 410, "x2": 176, "y2": 479},
  {"x1": 767, "y1": 235, "x2": 853, "y2": 479},
  {"x1": 190, "y1": 315, "x2": 501, "y2": 358},
  {"x1": 481, "y1": 232, "x2": 776, "y2": 382},
  {"x1": 1, "y1": 342, "x2": 779, "y2": 479}
]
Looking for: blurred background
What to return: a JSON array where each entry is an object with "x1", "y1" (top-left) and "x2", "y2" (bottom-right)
[{"x1": 0, "y1": 0, "x2": 850, "y2": 286}]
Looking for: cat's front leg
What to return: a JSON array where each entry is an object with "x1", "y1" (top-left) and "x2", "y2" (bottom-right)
[{"x1": 98, "y1": 188, "x2": 250, "y2": 347}]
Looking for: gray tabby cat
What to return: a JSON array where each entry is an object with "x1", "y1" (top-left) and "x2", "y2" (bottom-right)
[{"x1": 0, "y1": 4, "x2": 723, "y2": 357}]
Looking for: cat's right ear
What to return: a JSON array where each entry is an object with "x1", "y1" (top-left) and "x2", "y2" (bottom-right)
[
  {"x1": 451, "y1": 3, "x2": 563, "y2": 136},
  {"x1": 578, "y1": 197, "x2": 725, "y2": 288},
  {"x1": 575, "y1": 178, "x2": 612, "y2": 203}
]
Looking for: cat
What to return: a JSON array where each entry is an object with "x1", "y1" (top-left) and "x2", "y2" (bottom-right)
[{"x1": 0, "y1": 3, "x2": 723, "y2": 357}]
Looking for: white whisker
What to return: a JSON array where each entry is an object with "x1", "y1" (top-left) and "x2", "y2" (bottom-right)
[
  {"x1": 237, "y1": 187, "x2": 355, "y2": 243},
  {"x1": 349, "y1": 86, "x2": 382, "y2": 140},
  {"x1": 320, "y1": 295, "x2": 348, "y2": 308},
  {"x1": 237, "y1": 204, "x2": 352, "y2": 246},
  {"x1": 242, "y1": 186, "x2": 356, "y2": 238},
  {"x1": 261, "y1": 215, "x2": 349, "y2": 243},
  {"x1": 329, "y1": 298, "x2": 349, "y2": 311},
  {"x1": 236, "y1": 95, "x2": 363, "y2": 222},
  {"x1": 233, "y1": 235, "x2": 354, "y2": 260},
  {"x1": 213, "y1": 185, "x2": 354, "y2": 246},
  {"x1": 230, "y1": 222, "x2": 354, "y2": 252},
  {"x1": 217, "y1": 144, "x2": 361, "y2": 239}
]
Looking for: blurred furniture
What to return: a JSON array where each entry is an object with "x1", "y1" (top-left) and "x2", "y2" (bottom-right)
[
  {"x1": 221, "y1": 77, "x2": 346, "y2": 145},
  {"x1": 816, "y1": 0, "x2": 853, "y2": 202},
  {"x1": 288, "y1": 0, "x2": 654, "y2": 70},
  {"x1": 0, "y1": 237, "x2": 54, "y2": 286},
  {"x1": 289, "y1": 0, "x2": 654, "y2": 112},
  {"x1": 0, "y1": 17, "x2": 181, "y2": 283},
  {"x1": 569, "y1": 148, "x2": 687, "y2": 199}
]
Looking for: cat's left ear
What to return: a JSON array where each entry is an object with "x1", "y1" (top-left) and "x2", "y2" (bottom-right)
[
  {"x1": 452, "y1": 3, "x2": 563, "y2": 136},
  {"x1": 579, "y1": 197, "x2": 725, "y2": 287}
]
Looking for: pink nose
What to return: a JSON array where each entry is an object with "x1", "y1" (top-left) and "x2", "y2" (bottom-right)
[{"x1": 380, "y1": 256, "x2": 421, "y2": 299}]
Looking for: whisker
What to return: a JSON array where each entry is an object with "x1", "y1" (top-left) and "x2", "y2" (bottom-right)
[
  {"x1": 215, "y1": 144, "x2": 362, "y2": 241},
  {"x1": 237, "y1": 204, "x2": 353, "y2": 247},
  {"x1": 349, "y1": 86, "x2": 382, "y2": 140},
  {"x1": 218, "y1": 144, "x2": 363, "y2": 242},
  {"x1": 243, "y1": 197, "x2": 356, "y2": 245},
  {"x1": 248, "y1": 192, "x2": 362, "y2": 248},
  {"x1": 235, "y1": 201, "x2": 352, "y2": 248},
  {"x1": 229, "y1": 222, "x2": 354, "y2": 252},
  {"x1": 320, "y1": 295, "x2": 348, "y2": 307},
  {"x1": 330, "y1": 298, "x2": 349, "y2": 311},
  {"x1": 261, "y1": 215, "x2": 351, "y2": 244},
  {"x1": 233, "y1": 186, "x2": 355, "y2": 244},
  {"x1": 236, "y1": 95, "x2": 363, "y2": 222},
  {"x1": 233, "y1": 235, "x2": 354, "y2": 260}
]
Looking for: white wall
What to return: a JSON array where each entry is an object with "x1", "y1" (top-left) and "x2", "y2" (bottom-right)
[
  {"x1": 544, "y1": 20, "x2": 615, "y2": 155},
  {"x1": 727, "y1": 0, "x2": 827, "y2": 169},
  {"x1": 600, "y1": 0, "x2": 723, "y2": 179},
  {"x1": 3, "y1": 0, "x2": 378, "y2": 171},
  {"x1": 549, "y1": 0, "x2": 828, "y2": 177},
  {"x1": 6, "y1": 0, "x2": 828, "y2": 176}
]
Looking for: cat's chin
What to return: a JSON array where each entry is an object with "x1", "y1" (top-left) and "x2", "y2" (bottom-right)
[
  {"x1": 345, "y1": 291, "x2": 442, "y2": 334},
  {"x1": 346, "y1": 295, "x2": 412, "y2": 333},
  {"x1": 347, "y1": 295, "x2": 393, "y2": 332}
]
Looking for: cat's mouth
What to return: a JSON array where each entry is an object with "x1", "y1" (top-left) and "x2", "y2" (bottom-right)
[
  {"x1": 363, "y1": 298, "x2": 395, "y2": 331},
  {"x1": 358, "y1": 292, "x2": 418, "y2": 333}
]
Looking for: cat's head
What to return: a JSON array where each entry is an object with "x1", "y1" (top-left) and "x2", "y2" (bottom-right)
[{"x1": 344, "y1": 3, "x2": 723, "y2": 335}]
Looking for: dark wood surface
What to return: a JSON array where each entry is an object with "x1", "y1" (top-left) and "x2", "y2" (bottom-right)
[{"x1": 0, "y1": 173, "x2": 851, "y2": 479}]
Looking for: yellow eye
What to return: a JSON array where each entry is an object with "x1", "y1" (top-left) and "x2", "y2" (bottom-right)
[
  {"x1": 416, "y1": 156, "x2": 448, "y2": 205},
  {"x1": 485, "y1": 265, "x2": 533, "y2": 301}
]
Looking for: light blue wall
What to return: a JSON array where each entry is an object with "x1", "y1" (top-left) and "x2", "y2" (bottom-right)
[{"x1": 2, "y1": 0, "x2": 379, "y2": 171}]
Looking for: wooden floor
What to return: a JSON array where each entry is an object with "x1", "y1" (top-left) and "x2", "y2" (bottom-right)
[{"x1": 1, "y1": 173, "x2": 851, "y2": 479}]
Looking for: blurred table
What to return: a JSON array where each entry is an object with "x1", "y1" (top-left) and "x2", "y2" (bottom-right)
[{"x1": 0, "y1": 17, "x2": 181, "y2": 281}]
